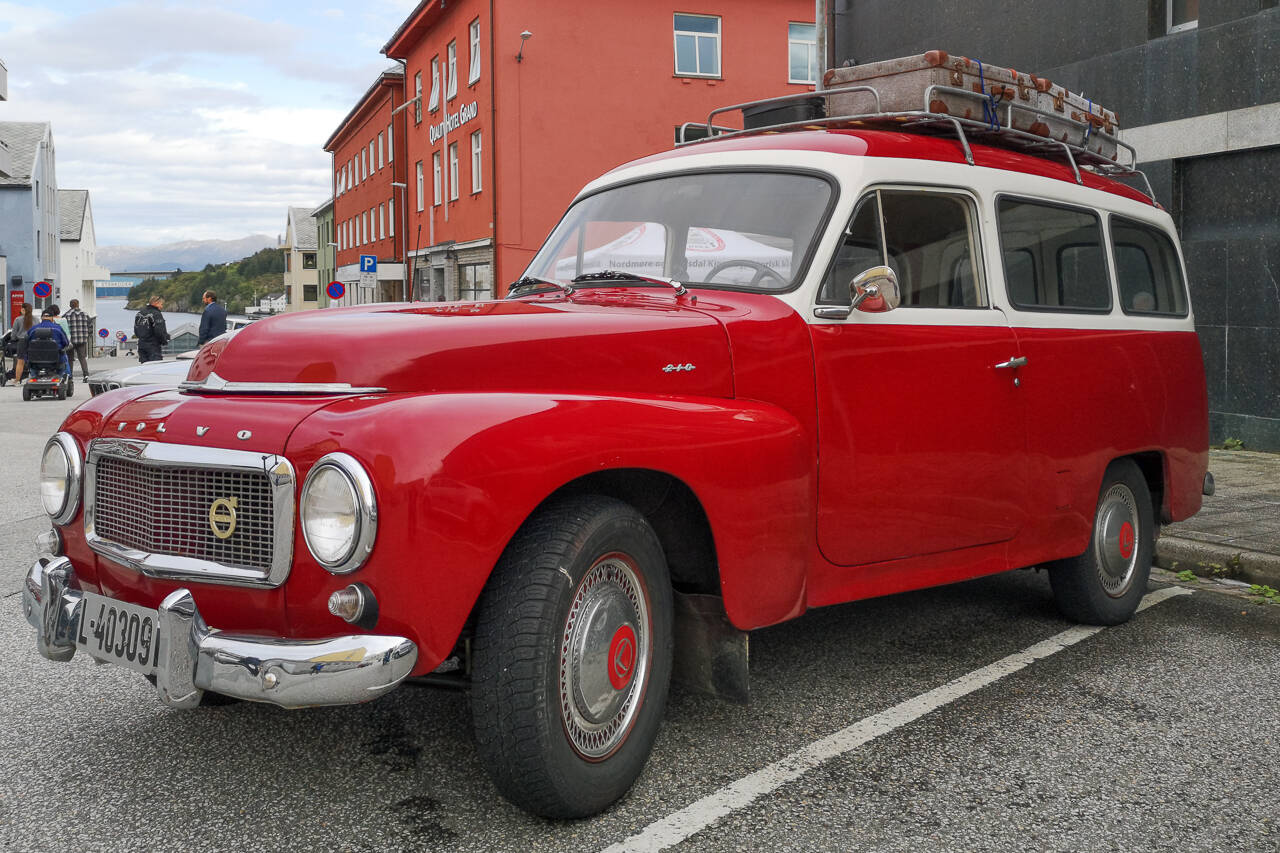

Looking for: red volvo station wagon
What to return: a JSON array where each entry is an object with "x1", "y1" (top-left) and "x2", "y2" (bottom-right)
[{"x1": 24, "y1": 93, "x2": 1210, "y2": 818}]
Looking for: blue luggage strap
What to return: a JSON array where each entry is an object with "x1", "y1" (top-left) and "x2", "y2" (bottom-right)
[{"x1": 977, "y1": 60, "x2": 1004, "y2": 131}]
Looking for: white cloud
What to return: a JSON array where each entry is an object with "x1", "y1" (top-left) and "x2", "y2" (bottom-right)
[{"x1": 0, "y1": 0, "x2": 418, "y2": 247}]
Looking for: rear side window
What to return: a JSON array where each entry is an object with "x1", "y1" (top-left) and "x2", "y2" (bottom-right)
[
  {"x1": 997, "y1": 198, "x2": 1111, "y2": 312},
  {"x1": 1110, "y1": 216, "x2": 1188, "y2": 316}
]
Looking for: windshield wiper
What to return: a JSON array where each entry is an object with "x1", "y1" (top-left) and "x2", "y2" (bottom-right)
[
  {"x1": 571, "y1": 270, "x2": 688, "y2": 297},
  {"x1": 507, "y1": 275, "x2": 574, "y2": 298}
]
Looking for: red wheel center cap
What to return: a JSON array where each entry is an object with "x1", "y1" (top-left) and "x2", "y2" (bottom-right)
[
  {"x1": 1119, "y1": 522, "x2": 1135, "y2": 560},
  {"x1": 608, "y1": 624, "x2": 637, "y2": 690}
]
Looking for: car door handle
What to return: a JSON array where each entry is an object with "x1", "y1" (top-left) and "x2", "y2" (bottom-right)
[{"x1": 994, "y1": 356, "x2": 1028, "y2": 370}]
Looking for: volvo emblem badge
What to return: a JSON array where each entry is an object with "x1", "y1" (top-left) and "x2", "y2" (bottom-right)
[
  {"x1": 209, "y1": 497, "x2": 238, "y2": 539},
  {"x1": 196, "y1": 426, "x2": 211, "y2": 436},
  {"x1": 237, "y1": 430, "x2": 252, "y2": 441}
]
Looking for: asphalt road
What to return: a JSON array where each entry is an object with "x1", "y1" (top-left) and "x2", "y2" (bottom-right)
[{"x1": 1, "y1": 388, "x2": 1277, "y2": 852}]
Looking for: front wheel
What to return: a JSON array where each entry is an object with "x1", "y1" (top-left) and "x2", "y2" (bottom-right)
[
  {"x1": 1049, "y1": 460, "x2": 1154, "y2": 625},
  {"x1": 471, "y1": 495, "x2": 673, "y2": 818}
]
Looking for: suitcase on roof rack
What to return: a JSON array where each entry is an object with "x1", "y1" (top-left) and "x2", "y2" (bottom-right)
[{"x1": 822, "y1": 50, "x2": 1120, "y2": 162}]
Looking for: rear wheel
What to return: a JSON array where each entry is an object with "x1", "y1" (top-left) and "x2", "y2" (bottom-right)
[
  {"x1": 1050, "y1": 460, "x2": 1153, "y2": 625},
  {"x1": 21, "y1": 384, "x2": 31, "y2": 402},
  {"x1": 471, "y1": 495, "x2": 673, "y2": 818},
  {"x1": 65, "y1": 376, "x2": 74, "y2": 398}
]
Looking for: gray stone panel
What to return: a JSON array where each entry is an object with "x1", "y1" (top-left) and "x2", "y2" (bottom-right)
[
  {"x1": 1225, "y1": 325, "x2": 1280, "y2": 418},
  {"x1": 1180, "y1": 146, "x2": 1280, "y2": 240},
  {"x1": 1226, "y1": 237, "x2": 1280, "y2": 328},
  {"x1": 1197, "y1": 324, "x2": 1227, "y2": 411},
  {"x1": 1196, "y1": 19, "x2": 1263, "y2": 114},
  {"x1": 1216, "y1": 411, "x2": 1280, "y2": 450},
  {"x1": 1142, "y1": 34, "x2": 1199, "y2": 125},
  {"x1": 1201, "y1": 0, "x2": 1269, "y2": 28},
  {"x1": 1184, "y1": 238, "x2": 1229, "y2": 326}
]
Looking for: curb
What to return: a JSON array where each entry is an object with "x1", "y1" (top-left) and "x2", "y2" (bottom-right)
[{"x1": 1155, "y1": 535, "x2": 1280, "y2": 589}]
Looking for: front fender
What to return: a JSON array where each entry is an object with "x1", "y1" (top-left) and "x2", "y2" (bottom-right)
[{"x1": 284, "y1": 392, "x2": 813, "y2": 673}]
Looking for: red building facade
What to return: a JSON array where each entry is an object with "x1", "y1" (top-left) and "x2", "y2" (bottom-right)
[
  {"x1": 383, "y1": 0, "x2": 817, "y2": 300},
  {"x1": 324, "y1": 69, "x2": 409, "y2": 305}
]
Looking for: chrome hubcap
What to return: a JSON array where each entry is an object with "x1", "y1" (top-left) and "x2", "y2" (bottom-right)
[
  {"x1": 1094, "y1": 483, "x2": 1140, "y2": 597},
  {"x1": 560, "y1": 553, "x2": 650, "y2": 760}
]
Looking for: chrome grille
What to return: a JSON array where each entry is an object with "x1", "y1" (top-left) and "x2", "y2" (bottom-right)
[
  {"x1": 85, "y1": 439, "x2": 295, "y2": 588},
  {"x1": 94, "y1": 456, "x2": 274, "y2": 572}
]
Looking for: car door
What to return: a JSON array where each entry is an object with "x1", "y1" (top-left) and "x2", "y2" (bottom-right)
[{"x1": 812, "y1": 187, "x2": 1029, "y2": 567}]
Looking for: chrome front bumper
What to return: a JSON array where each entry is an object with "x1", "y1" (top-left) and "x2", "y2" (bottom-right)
[{"x1": 22, "y1": 556, "x2": 418, "y2": 710}]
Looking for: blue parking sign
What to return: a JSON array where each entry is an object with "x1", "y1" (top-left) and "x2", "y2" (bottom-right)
[{"x1": 360, "y1": 255, "x2": 377, "y2": 273}]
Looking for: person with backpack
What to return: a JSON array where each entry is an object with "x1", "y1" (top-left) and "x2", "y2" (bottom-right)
[{"x1": 135, "y1": 295, "x2": 170, "y2": 363}]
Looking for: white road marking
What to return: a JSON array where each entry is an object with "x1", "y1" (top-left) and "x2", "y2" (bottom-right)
[{"x1": 601, "y1": 586, "x2": 1192, "y2": 853}]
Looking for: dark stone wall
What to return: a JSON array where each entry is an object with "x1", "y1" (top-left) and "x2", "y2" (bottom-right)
[{"x1": 833, "y1": 3, "x2": 1280, "y2": 449}]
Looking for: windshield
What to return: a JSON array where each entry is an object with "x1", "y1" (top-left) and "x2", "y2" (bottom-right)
[{"x1": 523, "y1": 171, "x2": 834, "y2": 292}]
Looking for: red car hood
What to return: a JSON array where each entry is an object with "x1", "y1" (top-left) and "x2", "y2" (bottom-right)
[{"x1": 188, "y1": 294, "x2": 734, "y2": 398}]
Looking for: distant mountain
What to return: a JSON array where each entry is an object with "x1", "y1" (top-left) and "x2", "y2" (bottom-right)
[{"x1": 98, "y1": 235, "x2": 276, "y2": 273}]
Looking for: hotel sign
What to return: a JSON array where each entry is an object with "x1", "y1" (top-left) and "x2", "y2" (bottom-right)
[{"x1": 428, "y1": 101, "x2": 479, "y2": 144}]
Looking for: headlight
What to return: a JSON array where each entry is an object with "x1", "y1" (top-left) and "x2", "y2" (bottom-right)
[
  {"x1": 300, "y1": 453, "x2": 377, "y2": 573},
  {"x1": 41, "y1": 433, "x2": 82, "y2": 525}
]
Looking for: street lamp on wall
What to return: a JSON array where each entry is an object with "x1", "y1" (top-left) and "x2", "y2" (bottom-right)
[{"x1": 516, "y1": 30, "x2": 532, "y2": 62}]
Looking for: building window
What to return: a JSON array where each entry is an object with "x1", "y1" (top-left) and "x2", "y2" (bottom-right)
[
  {"x1": 447, "y1": 40, "x2": 458, "y2": 99},
  {"x1": 387, "y1": 122, "x2": 393, "y2": 161},
  {"x1": 448, "y1": 142, "x2": 459, "y2": 200},
  {"x1": 674, "y1": 14, "x2": 720, "y2": 77},
  {"x1": 416, "y1": 160, "x2": 425, "y2": 211},
  {"x1": 414, "y1": 71, "x2": 423, "y2": 123},
  {"x1": 303, "y1": 252, "x2": 317, "y2": 270},
  {"x1": 389, "y1": 197, "x2": 395, "y2": 238},
  {"x1": 469, "y1": 19, "x2": 481, "y2": 84},
  {"x1": 429, "y1": 57, "x2": 441, "y2": 112},
  {"x1": 433, "y1": 152, "x2": 442, "y2": 205},
  {"x1": 471, "y1": 130, "x2": 482, "y2": 193},
  {"x1": 379, "y1": 203, "x2": 386, "y2": 240},
  {"x1": 458, "y1": 263, "x2": 492, "y2": 301},
  {"x1": 368, "y1": 141, "x2": 375, "y2": 174},
  {"x1": 1167, "y1": 0, "x2": 1198, "y2": 33},
  {"x1": 788, "y1": 23, "x2": 817, "y2": 84},
  {"x1": 364, "y1": 211, "x2": 370, "y2": 246},
  {"x1": 303, "y1": 284, "x2": 318, "y2": 302},
  {"x1": 378, "y1": 132, "x2": 384, "y2": 169}
]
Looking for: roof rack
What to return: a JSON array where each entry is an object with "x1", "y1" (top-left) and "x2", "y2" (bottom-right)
[{"x1": 677, "y1": 85, "x2": 1156, "y2": 203}]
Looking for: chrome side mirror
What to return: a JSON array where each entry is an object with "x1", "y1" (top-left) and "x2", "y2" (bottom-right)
[{"x1": 850, "y1": 266, "x2": 900, "y2": 313}]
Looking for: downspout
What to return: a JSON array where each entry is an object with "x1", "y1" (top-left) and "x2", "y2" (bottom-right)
[
  {"x1": 489, "y1": 0, "x2": 499, "y2": 292},
  {"x1": 391, "y1": 58, "x2": 410, "y2": 300}
]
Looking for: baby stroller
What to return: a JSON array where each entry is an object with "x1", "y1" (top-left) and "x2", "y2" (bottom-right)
[
  {"x1": 22, "y1": 327, "x2": 74, "y2": 401},
  {"x1": 0, "y1": 329, "x2": 14, "y2": 386}
]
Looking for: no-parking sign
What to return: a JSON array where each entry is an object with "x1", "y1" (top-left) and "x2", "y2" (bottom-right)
[
  {"x1": 327, "y1": 280, "x2": 345, "y2": 300},
  {"x1": 98, "y1": 328, "x2": 109, "y2": 338},
  {"x1": 116, "y1": 331, "x2": 127, "y2": 343},
  {"x1": 33, "y1": 281, "x2": 52, "y2": 299}
]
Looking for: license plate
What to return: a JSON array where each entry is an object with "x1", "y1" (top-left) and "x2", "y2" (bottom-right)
[{"x1": 76, "y1": 592, "x2": 164, "y2": 677}]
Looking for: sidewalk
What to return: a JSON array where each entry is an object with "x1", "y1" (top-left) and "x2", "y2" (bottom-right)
[{"x1": 1156, "y1": 449, "x2": 1280, "y2": 589}]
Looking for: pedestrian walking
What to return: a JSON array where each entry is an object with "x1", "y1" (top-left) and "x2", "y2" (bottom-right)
[
  {"x1": 10, "y1": 302, "x2": 34, "y2": 382},
  {"x1": 198, "y1": 290, "x2": 227, "y2": 345},
  {"x1": 63, "y1": 299, "x2": 93, "y2": 381},
  {"x1": 134, "y1": 295, "x2": 170, "y2": 363}
]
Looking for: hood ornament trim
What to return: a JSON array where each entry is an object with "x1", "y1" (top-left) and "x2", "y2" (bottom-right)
[{"x1": 180, "y1": 371, "x2": 387, "y2": 396}]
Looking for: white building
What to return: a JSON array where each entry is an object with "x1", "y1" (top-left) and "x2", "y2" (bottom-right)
[
  {"x1": 282, "y1": 206, "x2": 319, "y2": 312},
  {"x1": 57, "y1": 189, "x2": 110, "y2": 317},
  {"x1": 0, "y1": 121, "x2": 60, "y2": 323}
]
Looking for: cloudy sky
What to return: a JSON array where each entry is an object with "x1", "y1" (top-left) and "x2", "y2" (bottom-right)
[{"x1": 0, "y1": 0, "x2": 418, "y2": 246}]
